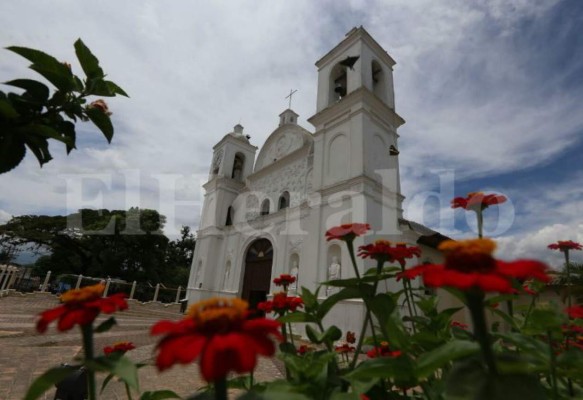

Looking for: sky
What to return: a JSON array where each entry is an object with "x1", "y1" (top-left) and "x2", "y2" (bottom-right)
[{"x1": 1, "y1": 0, "x2": 582, "y2": 268}]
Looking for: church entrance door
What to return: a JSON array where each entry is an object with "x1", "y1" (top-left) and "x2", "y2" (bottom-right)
[{"x1": 241, "y1": 238, "x2": 273, "y2": 309}]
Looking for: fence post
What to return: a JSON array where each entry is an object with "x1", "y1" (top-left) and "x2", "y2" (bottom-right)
[
  {"x1": 41, "y1": 271, "x2": 52, "y2": 292},
  {"x1": 175, "y1": 286, "x2": 182, "y2": 303},
  {"x1": 129, "y1": 281, "x2": 137, "y2": 300},
  {"x1": 1, "y1": 268, "x2": 12, "y2": 290},
  {"x1": 0, "y1": 266, "x2": 6, "y2": 289},
  {"x1": 75, "y1": 274, "x2": 83, "y2": 289},
  {"x1": 103, "y1": 278, "x2": 111, "y2": 297},
  {"x1": 8, "y1": 268, "x2": 18, "y2": 288},
  {"x1": 153, "y1": 283, "x2": 160, "y2": 302}
]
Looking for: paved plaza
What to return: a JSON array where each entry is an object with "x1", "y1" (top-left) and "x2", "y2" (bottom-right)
[{"x1": 0, "y1": 292, "x2": 282, "y2": 399}]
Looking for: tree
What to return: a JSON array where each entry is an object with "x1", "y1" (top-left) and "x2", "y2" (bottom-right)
[
  {"x1": 164, "y1": 226, "x2": 196, "y2": 286},
  {"x1": 0, "y1": 208, "x2": 179, "y2": 283},
  {"x1": 0, "y1": 39, "x2": 127, "y2": 173}
]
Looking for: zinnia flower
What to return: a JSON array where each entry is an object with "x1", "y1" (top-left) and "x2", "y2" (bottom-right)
[
  {"x1": 566, "y1": 306, "x2": 583, "y2": 319},
  {"x1": 257, "y1": 292, "x2": 303, "y2": 314},
  {"x1": 451, "y1": 321, "x2": 469, "y2": 330},
  {"x1": 325, "y1": 223, "x2": 370, "y2": 242},
  {"x1": 548, "y1": 240, "x2": 583, "y2": 252},
  {"x1": 366, "y1": 341, "x2": 402, "y2": 358},
  {"x1": 335, "y1": 343, "x2": 355, "y2": 354},
  {"x1": 358, "y1": 240, "x2": 421, "y2": 267},
  {"x1": 451, "y1": 192, "x2": 507, "y2": 211},
  {"x1": 104, "y1": 341, "x2": 135, "y2": 356},
  {"x1": 273, "y1": 274, "x2": 296, "y2": 289},
  {"x1": 88, "y1": 99, "x2": 112, "y2": 116},
  {"x1": 397, "y1": 238, "x2": 550, "y2": 293},
  {"x1": 36, "y1": 283, "x2": 128, "y2": 333},
  {"x1": 346, "y1": 331, "x2": 356, "y2": 344},
  {"x1": 151, "y1": 297, "x2": 281, "y2": 382},
  {"x1": 297, "y1": 344, "x2": 313, "y2": 355}
]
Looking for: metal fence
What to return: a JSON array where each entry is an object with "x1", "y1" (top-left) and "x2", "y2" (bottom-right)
[{"x1": 0, "y1": 266, "x2": 184, "y2": 304}]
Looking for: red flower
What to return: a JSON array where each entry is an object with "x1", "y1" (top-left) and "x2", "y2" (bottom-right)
[
  {"x1": 273, "y1": 274, "x2": 296, "y2": 288},
  {"x1": 325, "y1": 223, "x2": 370, "y2": 242},
  {"x1": 566, "y1": 306, "x2": 583, "y2": 319},
  {"x1": 257, "y1": 292, "x2": 303, "y2": 314},
  {"x1": 346, "y1": 331, "x2": 356, "y2": 344},
  {"x1": 358, "y1": 240, "x2": 421, "y2": 267},
  {"x1": 335, "y1": 343, "x2": 355, "y2": 354},
  {"x1": 366, "y1": 342, "x2": 401, "y2": 358},
  {"x1": 451, "y1": 321, "x2": 469, "y2": 330},
  {"x1": 36, "y1": 284, "x2": 128, "y2": 333},
  {"x1": 297, "y1": 344, "x2": 313, "y2": 355},
  {"x1": 397, "y1": 239, "x2": 550, "y2": 293},
  {"x1": 451, "y1": 192, "x2": 507, "y2": 212},
  {"x1": 360, "y1": 395, "x2": 370, "y2": 400},
  {"x1": 521, "y1": 284, "x2": 538, "y2": 296},
  {"x1": 104, "y1": 341, "x2": 136, "y2": 356},
  {"x1": 88, "y1": 99, "x2": 112, "y2": 116},
  {"x1": 548, "y1": 240, "x2": 583, "y2": 252},
  {"x1": 151, "y1": 297, "x2": 281, "y2": 382}
]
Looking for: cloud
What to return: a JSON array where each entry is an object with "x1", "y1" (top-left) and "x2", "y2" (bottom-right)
[{"x1": 0, "y1": 0, "x2": 580, "y2": 243}]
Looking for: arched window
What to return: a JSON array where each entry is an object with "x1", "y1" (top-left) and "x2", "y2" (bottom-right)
[
  {"x1": 371, "y1": 60, "x2": 386, "y2": 102},
  {"x1": 278, "y1": 191, "x2": 290, "y2": 210},
  {"x1": 328, "y1": 62, "x2": 347, "y2": 105},
  {"x1": 232, "y1": 153, "x2": 245, "y2": 181},
  {"x1": 225, "y1": 206, "x2": 234, "y2": 226},
  {"x1": 260, "y1": 199, "x2": 270, "y2": 216}
]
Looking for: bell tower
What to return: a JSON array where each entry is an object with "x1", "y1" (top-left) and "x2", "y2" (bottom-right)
[{"x1": 308, "y1": 26, "x2": 406, "y2": 233}]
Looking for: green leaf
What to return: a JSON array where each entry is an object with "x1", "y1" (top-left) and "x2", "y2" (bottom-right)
[
  {"x1": 94, "y1": 316, "x2": 117, "y2": 333},
  {"x1": 100, "y1": 372, "x2": 115, "y2": 394},
  {"x1": 140, "y1": 390, "x2": 182, "y2": 400},
  {"x1": 74, "y1": 38, "x2": 104, "y2": 79},
  {"x1": 317, "y1": 285, "x2": 373, "y2": 320},
  {"x1": 4, "y1": 79, "x2": 50, "y2": 102},
  {"x1": 345, "y1": 355, "x2": 416, "y2": 386},
  {"x1": 277, "y1": 311, "x2": 318, "y2": 324},
  {"x1": 305, "y1": 325, "x2": 342, "y2": 344},
  {"x1": 368, "y1": 293, "x2": 396, "y2": 327},
  {"x1": 0, "y1": 130, "x2": 26, "y2": 174},
  {"x1": 85, "y1": 355, "x2": 139, "y2": 390},
  {"x1": 416, "y1": 339, "x2": 480, "y2": 378},
  {"x1": 106, "y1": 80, "x2": 129, "y2": 97},
  {"x1": 24, "y1": 365, "x2": 79, "y2": 400},
  {"x1": 476, "y1": 374, "x2": 547, "y2": 400},
  {"x1": 0, "y1": 98, "x2": 20, "y2": 118},
  {"x1": 300, "y1": 286, "x2": 318, "y2": 310},
  {"x1": 7, "y1": 46, "x2": 75, "y2": 91},
  {"x1": 20, "y1": 123, "x2": 74, "y2": 147},
  {"x1": 86, "y1": 106, "x2": 114, "y2": 142},
  {"x1": 23, "y1": 134, "x2": 52, "y2": 167}
]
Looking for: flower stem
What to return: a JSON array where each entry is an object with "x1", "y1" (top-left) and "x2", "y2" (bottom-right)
[
  {"x1": 548, "y1": 331, "x2": 559, "y2": 399},
  {"x1": 347, "y1": 241, "x2": 361, "y2": 280},
  {"x1": 214, "y1": 377, "x2": 228, "y2": 400},
  {"x1": 81, "y1": 324, "x2": 96, "y2": 400},
  {"x1": 521, "y1": 295, "x2": 537, "y2": 330},
  {"x1": 565, "y1": 250, "x2": 572, "y2": 308},
  {"x1": 288, "y1": 322, "x2": 295, "y2": 346},
  {"x1": 466, "y1": 292, "x2": 497, "y2": 375},
  {"x1": 476, "y1": 211, "x2": 484, "y2": 239},
  {"x1": 125, "y1": 382, "x2": 133, "y2": 400}
]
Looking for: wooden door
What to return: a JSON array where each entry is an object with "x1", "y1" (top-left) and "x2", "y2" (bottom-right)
[{"x1": 241, "y1": 239, "x2": 273, "y2": 309}]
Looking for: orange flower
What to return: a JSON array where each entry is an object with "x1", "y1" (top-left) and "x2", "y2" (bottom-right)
[
  {"x1": 358, "y1": 240, "x2": 421, "y2": 267},
  {"x1": 548, "y1": 240, "x2": 582, "y2": 252},
  {"x1": 397, "y1": 239, "x2": 550, "y2": 293},
  {"x1": 104, "y1": 341, "x2": 135, "y2": 356},
  {"x1": 36, "y1": 283, "x2": 127, "y2": 333},
  {"x1": 451, "y1": 192, "x2": 507, "y2": 212},
  {"x1": 88, "y1": 99, "x2": 112, "y2": 116},
  {"x1": 151, "y1": 297, "x2": 281, "y2": 382},
  {"x1": 325, "y1": 223, "x2": 370, "y2": 242}
]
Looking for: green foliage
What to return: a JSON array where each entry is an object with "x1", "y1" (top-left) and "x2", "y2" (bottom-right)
[
  {"x1": 24, "y1": 365, "x2": 79, "y2": 400},
  {"x1": 0, "y1": 39, "x2": 127, "y2": 173}
]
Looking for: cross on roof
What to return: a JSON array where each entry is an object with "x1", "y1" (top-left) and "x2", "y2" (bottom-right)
[{"x1": 285, "y1": 89, "x2": 298, "y2": 109}]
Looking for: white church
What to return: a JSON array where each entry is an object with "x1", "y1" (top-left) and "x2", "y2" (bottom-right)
[{"x1": 186, "y1": 27, "x2": 450, "y2": 334}]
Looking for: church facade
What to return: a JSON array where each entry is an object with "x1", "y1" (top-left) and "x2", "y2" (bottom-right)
[{"x1": 186, "y1": 27, "x2": 449, "y2": 334}]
